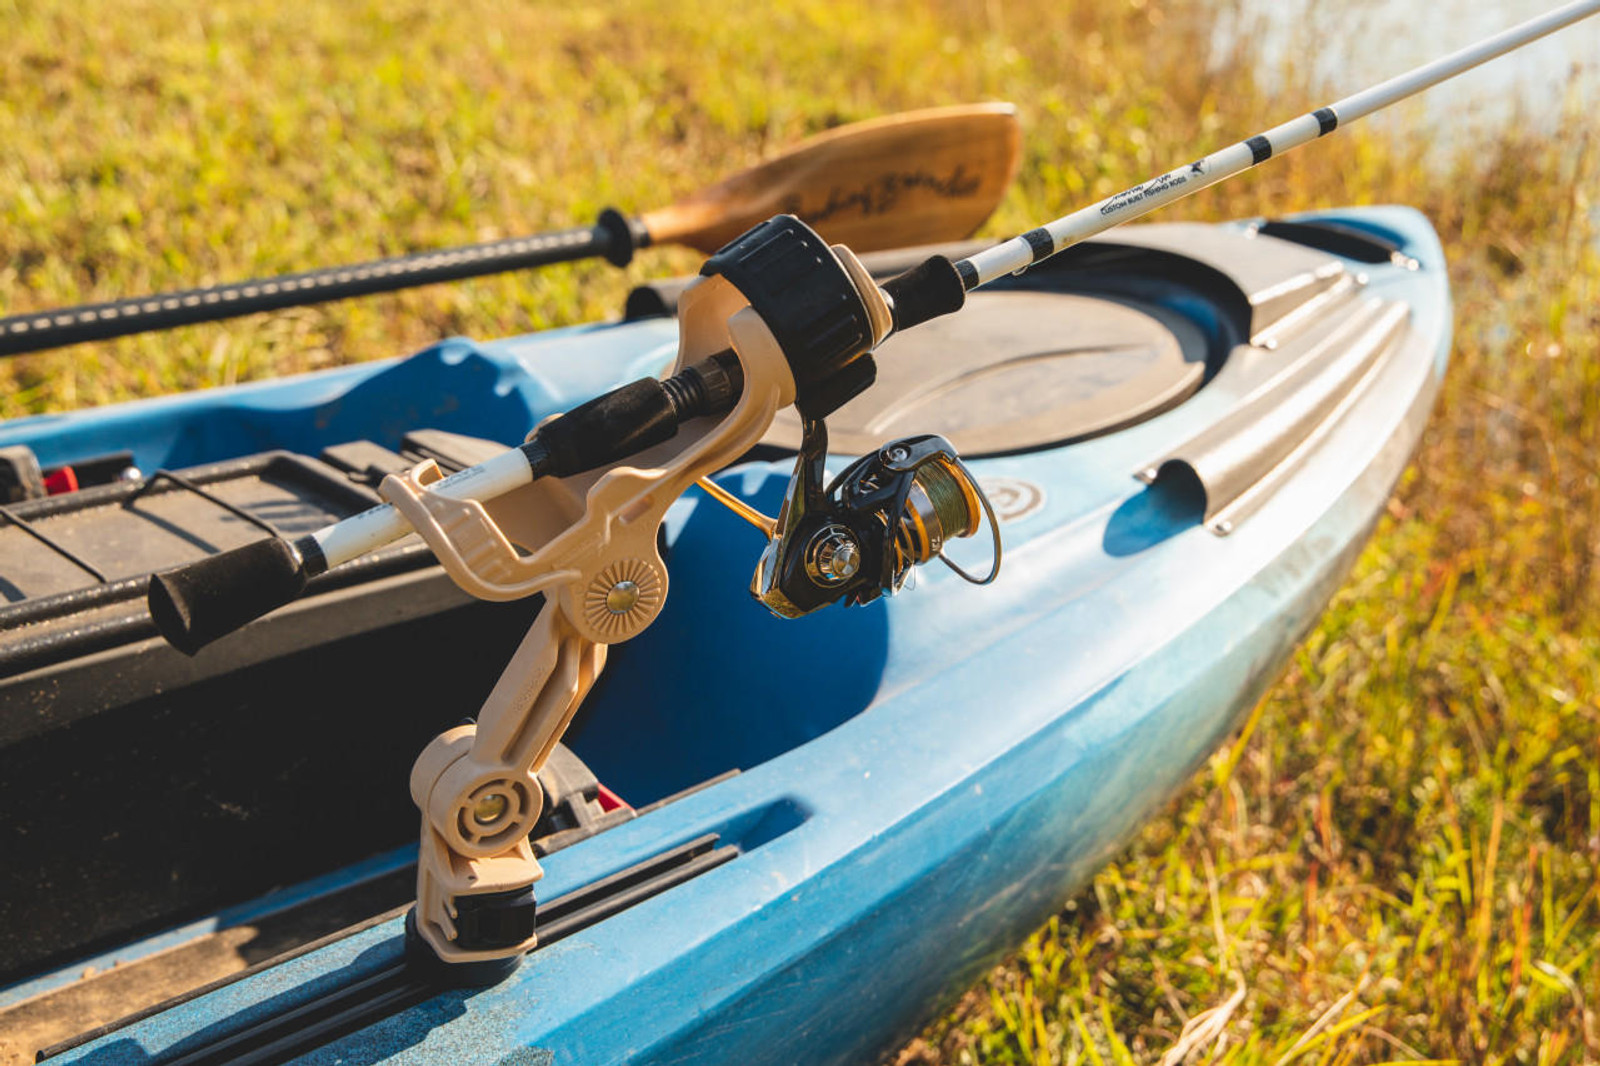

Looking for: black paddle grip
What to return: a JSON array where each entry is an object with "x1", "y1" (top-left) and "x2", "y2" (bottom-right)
[
  {"x1": 882, "y1": 255, "x2": 966, "y2": 332},
  {"x1": 148, "y1": 537, "x2": 309, "y2": 656}
]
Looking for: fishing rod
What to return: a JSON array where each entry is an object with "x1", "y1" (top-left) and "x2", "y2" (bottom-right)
[
  {"x1": 0, "y1": 104, "x2": 1021, "y2": 358},
  {"x1": 148, "y1": 0, "x2": 1600, "y2": 655}
]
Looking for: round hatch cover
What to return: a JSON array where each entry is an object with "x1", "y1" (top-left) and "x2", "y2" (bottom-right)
[{"x1": 762, "y1": 289, "x2": 1207, "y2": 457}]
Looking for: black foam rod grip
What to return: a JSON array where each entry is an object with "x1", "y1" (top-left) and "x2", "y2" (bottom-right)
[
  {"x1": 535, "y1": 378, "x2": 679, "y2": 478},
  {"x1": 148, "y1": 537, "x2": 309, "y2": 656},
  {"x1": 881, "y1": 256, "x2": 966, "y2": 332}
]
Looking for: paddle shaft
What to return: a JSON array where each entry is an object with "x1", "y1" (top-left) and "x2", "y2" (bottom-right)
[
  {"x1": 0, "y1": 210, "x2": 644, "y2": 358},
  {"x1": 2, "y1": 104, "x2": 1021, "y2": 359},
  {"x1": 955, "y1": 0, "x2": 1600, "y2": 289}
]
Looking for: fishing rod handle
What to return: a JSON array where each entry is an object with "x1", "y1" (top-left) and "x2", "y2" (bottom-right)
[
  {"x1": 303, "y1": 350, "x2": 744, "y2": 571},
  {"x1": 311, "y1": 446, "x2": 544, "y2": 572},
  {"x1": 0, "y1": 210, "x2": 644, "y2": 357},
  {"x1": 147, "y1": 351, "x2": 746, "y2": 654},
  {"x1": 145, "y1": 444, "x2": 542, "y2": 655}
]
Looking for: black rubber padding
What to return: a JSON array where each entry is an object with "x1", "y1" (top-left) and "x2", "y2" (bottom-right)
[
  {"x1": 1314, "y1": 107, "x2": 1338, "y2": 135},
  {"x1": 1246, "y1": 135, "x2": 1273, "y2": 164},
  {"x1": 147, "y1": 537, "x2": 309, "y2": 656},
  {"x1": 526, "y1": 354, "x2": 745, "y2": 479},
  {"x1": 701, "y1": 215, "x2": 875, "y2": 420},
  {"x1": 882, "y1": 255, "x2": 967, "y2": 332}
]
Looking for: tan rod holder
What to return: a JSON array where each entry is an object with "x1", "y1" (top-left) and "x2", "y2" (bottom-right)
[{"x1": 388, "y1": 238, "x2": 891, "y2": 964}]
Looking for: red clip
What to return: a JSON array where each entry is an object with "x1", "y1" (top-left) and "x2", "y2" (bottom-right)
[
  {"x1": 595, "y1": 783, "x2": 630, "y2": 813},
  {"x1": 42, "y1": 466, "x2": 79, "y2": 495}
]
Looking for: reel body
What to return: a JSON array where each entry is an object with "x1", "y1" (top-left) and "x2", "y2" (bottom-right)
[{"x1": 752, "y1": 421, "x2": 1000, "y2": 619}]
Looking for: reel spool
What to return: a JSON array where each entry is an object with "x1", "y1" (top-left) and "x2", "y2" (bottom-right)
[
  {"x1": 750, "y1": 424, "x2": 1001, "y2": 619},
  {"x1": 831, "y1": 434, "x2": 1001, "y2": 595}
]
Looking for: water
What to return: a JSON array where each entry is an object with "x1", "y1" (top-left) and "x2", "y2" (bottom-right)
[{"x1": 1213, "y1": 0, "x2": 1600, "y2": 143}]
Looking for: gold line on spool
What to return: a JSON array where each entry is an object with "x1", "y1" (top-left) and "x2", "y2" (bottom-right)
[{"x1": 895, "y1": 458, "x2": 981, "y2": 566}]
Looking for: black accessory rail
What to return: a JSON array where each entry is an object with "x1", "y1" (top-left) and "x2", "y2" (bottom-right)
[{"x1": 39, "y1": 834, "x2": 738, "y2": 1065}]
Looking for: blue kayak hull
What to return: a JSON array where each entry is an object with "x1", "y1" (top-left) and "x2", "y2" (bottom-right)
[{"x1": 0, "y1": 207, "x2": 1449, "y2": 1064}]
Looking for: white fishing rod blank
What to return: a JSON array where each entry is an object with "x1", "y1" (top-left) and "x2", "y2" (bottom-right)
[{"x1": 956, "y1": 0, "x2": 1600, "y2": 289}]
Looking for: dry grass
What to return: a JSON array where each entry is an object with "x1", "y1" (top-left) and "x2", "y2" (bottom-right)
[{"x1": 2, "y1": 1, "x2": 1596, "y2": 1062}]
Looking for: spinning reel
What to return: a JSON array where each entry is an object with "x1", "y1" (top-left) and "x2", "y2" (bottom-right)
[{"x1": 745, "y1": 419, "x2": 1001, "y2": 619}]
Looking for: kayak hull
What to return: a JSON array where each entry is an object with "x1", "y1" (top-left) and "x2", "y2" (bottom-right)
[{"x1": 0, "y1": 207, "x2": 1449, "y2": 1064}]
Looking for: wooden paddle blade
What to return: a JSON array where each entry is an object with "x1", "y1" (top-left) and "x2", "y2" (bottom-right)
[{"x1": 640, "y1": 103, "x2": 1022, "y2": 255}]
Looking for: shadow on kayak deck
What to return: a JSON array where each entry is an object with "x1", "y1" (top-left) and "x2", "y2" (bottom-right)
[{"x1": 1101, "y1": 471, "x2": 1206, "y2": 558}]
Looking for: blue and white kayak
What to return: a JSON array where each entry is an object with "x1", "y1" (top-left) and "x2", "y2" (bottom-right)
[{"x1": 0, "y1": 207, "x2": 1449, "y2": 1065}]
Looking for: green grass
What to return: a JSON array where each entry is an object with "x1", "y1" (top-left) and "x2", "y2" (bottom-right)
[{"x1": 3, "y1": 1, "x2": 1596, "y2": 1063}]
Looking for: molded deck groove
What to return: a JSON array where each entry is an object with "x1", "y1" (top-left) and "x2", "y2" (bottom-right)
[
  {"x1": 1248, "y1": 271, "x2": 1359, "y2": 349},
  {"x1": 1206, "y1": 301, "x2": 1411, "y2": 533},
  {"x1": 1247, "y1": 259, "x2": 1350, "y2": 346},
  {"x1": 1141, "y1": 294, "x2": 1410, "y2": 531}
]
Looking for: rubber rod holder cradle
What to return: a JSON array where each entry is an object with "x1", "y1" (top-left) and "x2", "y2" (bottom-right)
[{"x1": 700, "y1": 215, "x2": 877, "y2": 419}]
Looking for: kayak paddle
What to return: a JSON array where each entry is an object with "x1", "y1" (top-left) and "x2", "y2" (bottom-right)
[{"x1": 0, "y1": 103, "x2": 1021, "y2": 358}]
